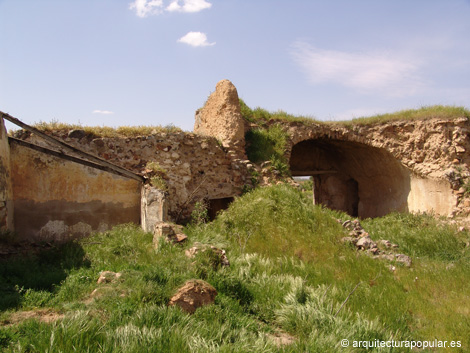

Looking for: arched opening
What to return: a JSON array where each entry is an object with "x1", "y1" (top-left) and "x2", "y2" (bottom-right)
[{"x1": 290, "y1": 139, "x2": 411, "y2": 218}]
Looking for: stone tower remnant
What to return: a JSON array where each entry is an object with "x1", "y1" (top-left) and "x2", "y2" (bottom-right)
[{"x1": 194, "y1": 79, "x2": 245, "y2": 157}]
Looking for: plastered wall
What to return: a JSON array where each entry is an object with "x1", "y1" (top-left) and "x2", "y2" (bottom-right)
[{"x1": 9, "y1": 141, "x2": 142, "y2": 241}]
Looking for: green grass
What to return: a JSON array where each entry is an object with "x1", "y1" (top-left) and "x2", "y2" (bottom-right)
[
  {"x1": 240, "y1": 99, "x2": 318, "y2": 125},
  {"x1": 338, "y1": 105, "x2": 470, "y2": 126},
  {"x1": 240, "y1": 99, "x2": 470, "y2": 127},
  {"x1": 1, "y1": 185, "x2": 470, "y2": 352},
  {"x1": 26, "y1": 120, "x2": 183, "y2": 138},
  {"x1": 245, "y1": 124, "x2": 290, "y2": 175}
]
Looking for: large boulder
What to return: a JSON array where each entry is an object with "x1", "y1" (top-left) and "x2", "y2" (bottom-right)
[
  {"x1": 194, "y1": 79, "x2": 245, "y2": 154},
  {"x1": 168, "y1": 279, "x2": 217, "y2": 314}
]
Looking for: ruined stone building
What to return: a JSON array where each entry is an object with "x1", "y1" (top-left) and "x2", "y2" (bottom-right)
[{"x1": 1, "y1": 80, "x2": 469, "y2": 242}]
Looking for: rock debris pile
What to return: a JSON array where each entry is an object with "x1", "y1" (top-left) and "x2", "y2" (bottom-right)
[{"x1": 339, "y1": 219, "x2": 412, "y2": 268}]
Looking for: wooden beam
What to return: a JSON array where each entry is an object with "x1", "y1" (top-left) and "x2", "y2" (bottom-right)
[
  {"x1": 1, "y1": 111, "x2": 144, "y2": 182},
  {"x1": 9, "y1": 137, "x2": 143, "y2": 181}
]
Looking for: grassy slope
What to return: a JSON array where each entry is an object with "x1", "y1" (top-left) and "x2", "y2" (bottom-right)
[{"x1": 1, "y1": 185, "x2": 469, "y2": 352}]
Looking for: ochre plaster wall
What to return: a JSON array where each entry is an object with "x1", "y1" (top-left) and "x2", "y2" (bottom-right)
[{"x1": 10, "y1": 142, "x2": 141, "y2": 241}]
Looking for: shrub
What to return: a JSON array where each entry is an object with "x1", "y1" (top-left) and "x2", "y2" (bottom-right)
[{"x1": 245, "y1": 124, "x2": 290, "y2": 175}]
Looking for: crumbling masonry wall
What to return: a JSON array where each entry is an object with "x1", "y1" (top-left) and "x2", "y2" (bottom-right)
[
  {"x1": 16, "y1": 131, "x2": 251, "y2": 222},
  {"x1": 0, "y1": 118, "x2": 13, "y2": 232}
]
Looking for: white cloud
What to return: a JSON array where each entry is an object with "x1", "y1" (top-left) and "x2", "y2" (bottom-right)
[
  {"x1": 166, "y1": 0, "x2": 212, "y2": 13},
  {"x1": 129, "y1": 0, "x2": 211, "y2": 16},
  {"x1": 129, "y1": 0, "x2": 164, "y2": 18},
  {"x1": 177, "y1": 31, "x2": 215, "y2": 47},
  {"x1": 291, "y1": 41, "x2": 425, "y2": 97},
  {"x1": 93, "y1": 110, "x2": 114, "y2": 115}
]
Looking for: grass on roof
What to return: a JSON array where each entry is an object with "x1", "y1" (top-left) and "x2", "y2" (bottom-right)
[
  {"x1": 30, "y1": 120, "x2": 183, "y2": 138},
  {"x1": 337, "y1": 105, "x2": 470, "y2": 126},
  {"x1": 240, "y1": 99, "x2": 470, "y2": 127}
]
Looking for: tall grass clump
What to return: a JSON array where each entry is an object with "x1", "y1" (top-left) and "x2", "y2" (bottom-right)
[
  {"x1": 245, "y1": 124, "x2": 290, "y2": 175},
  {"x1": 239, "y1": 99, "x2": 317, "y2": 124},
  {"x1": 362, "y1": 212, "x2": 466, "y2": 262}
]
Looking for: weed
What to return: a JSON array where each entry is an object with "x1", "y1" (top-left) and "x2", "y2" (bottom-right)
[
  {"x1": 149, "y1": 176, "x2": 168, "y2": 191},
  {"x1": 145, "y1": 161, "x2": 167, "y2": 176},
  {"x1": 191, "y1": 201, "x2": 209, "y2": 226}
]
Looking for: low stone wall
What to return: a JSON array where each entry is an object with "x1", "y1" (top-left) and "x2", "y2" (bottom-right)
[{"x1": 9, "y1": 141, "x2": 142, "y2": 241}]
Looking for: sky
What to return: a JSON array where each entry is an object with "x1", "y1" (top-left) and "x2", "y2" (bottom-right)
[{"x1": 1, "y1": 0, "x2": 469, "y2": 132}]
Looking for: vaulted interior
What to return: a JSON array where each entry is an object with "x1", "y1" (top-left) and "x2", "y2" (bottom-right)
[{"x1": 290, "y1": 139, "x2": 411, "y2": 218}]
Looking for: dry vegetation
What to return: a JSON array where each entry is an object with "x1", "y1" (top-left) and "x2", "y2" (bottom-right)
[{"x1": 30, "y1": 120, "x2": 183, "y2": 138}]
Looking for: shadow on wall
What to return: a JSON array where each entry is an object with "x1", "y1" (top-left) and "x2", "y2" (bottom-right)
[{"x1": 289, "y1": 139, "x2": 411, "y2": 218}]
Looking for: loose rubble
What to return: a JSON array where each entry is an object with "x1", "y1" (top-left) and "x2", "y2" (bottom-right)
[
  {"x1": 153, "y1": 221, "x2": 188, "y2": 248},
  {"x1": 168, "y1": 279, "x2": 217, "y2": 314},
  {"x1": 185, "y1": 242, "x2": 230, "y2": 267},
  {"x1": 339, "y1": 219, "x2": 412, "y2": 268}
]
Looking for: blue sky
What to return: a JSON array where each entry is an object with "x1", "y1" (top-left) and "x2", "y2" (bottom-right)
[{"x1": 1, "y1": 0, "x2": 469, "y2": 132}]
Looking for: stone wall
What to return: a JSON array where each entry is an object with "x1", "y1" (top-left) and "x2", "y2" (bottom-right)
[
  {"x1": 15, "y1": 131, "x2": 251, "y2": 222},
  {"x1": 9, "y1": 140, "x2": 142, "y2": 241},
  {"x1": 0, "y1": 117, "x2": 13, "y2": 232}
]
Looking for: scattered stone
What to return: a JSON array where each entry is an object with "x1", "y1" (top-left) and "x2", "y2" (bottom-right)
[
  {"x1": 153, "y1": 221, "x2": 187, "y2": 248},
  {"x1": 339, "y1": 218, "x2": 412, "y2": 267},
  {"x1": 395, "y1": 254, "x2": 412, "y2": 267},
  {"x1": 185, "y1": 242, "x2": 230, "y2": 267},
  {"x1": 260, "y1": 160, "x2": 272, "y2": 168},
  {"x1": 97, "y1": 271, "x2": 122, "y2": 284},
  {"x1": 379, "y1": 239, "x2": 399, "y2": 248},
  {"x1": 340, "y1": 237, "x2": 358, "y2": 245},
  {"x1": 68, "y1": 129, "x2": 86, "y2": 139},
  {"x1": 168, "y1": 279, "x2": 217, "y2": 314},
  {"x1": 356, "y1": 235, "x2": 377, "y2": 250}
]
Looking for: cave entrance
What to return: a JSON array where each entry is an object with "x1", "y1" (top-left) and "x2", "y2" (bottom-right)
[{"x1": 290, "y1": 139, "x2": 410, "y2": 218}]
